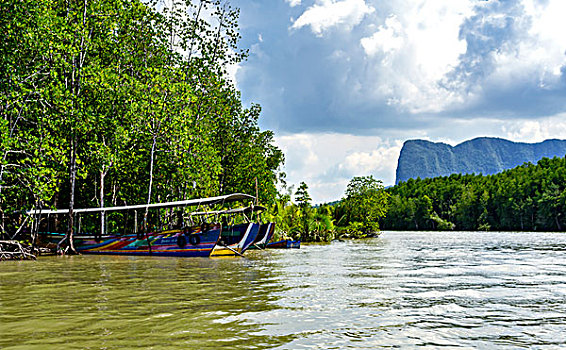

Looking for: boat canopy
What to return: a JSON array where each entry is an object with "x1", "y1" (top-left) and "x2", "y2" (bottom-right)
[
  {"x1": 27, "y1": 193, "x2": 255, "y2": 216},
  {"x1": 189, "y1": 205, "x2": 267, "y2": 217}
]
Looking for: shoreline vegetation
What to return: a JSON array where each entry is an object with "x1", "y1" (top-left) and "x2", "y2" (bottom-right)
[
  {"x1": 266, "y1": 176, "x2": 389, "y2": 243},
  {"x1": 271, "y1": 156, "x2": 566, "y2": 243}
]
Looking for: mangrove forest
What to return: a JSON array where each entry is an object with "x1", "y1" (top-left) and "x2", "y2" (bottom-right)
[{"x1": 0, "y1": 0, "x2": 284, "y2": 242}]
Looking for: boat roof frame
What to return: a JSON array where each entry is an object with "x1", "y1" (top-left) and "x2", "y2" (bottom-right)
[
  {"x1": 189, "y1": 205, "x2": 267, "y2": 217},
  {"x1": 27, "y1": 193, "x2": 255, "y2": 216}
]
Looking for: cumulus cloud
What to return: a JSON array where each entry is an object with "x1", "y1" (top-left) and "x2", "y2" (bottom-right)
[
  {"x1": 351, "y1": 0, "x2": 566, "y2": 116},
  {"x1": 480, "y1": 0, "x2": 566, "y2": 88},
  {"x1": 291, "y1": 0, "x2": 375, "y2": 36},
  {"x1": 360, "y1": 15, "x2": 403, "y2": 56},
  {"x1": 236, "y1": 0, "x2": 566, "y2": 133},
  {"x1": 342, "y1": 146, "x2": 402, "y2": 176},
  {"x1": 275, "y1": 133, "x2": 402, "y2": 202},
  {"x1": 359, "y1": 1, "x2": 474, "y2": 113},
  {"x1": 502, "y1": 114, "x2": 566, "y2": 142},
  {"x1": 346, "y1": 0, "x2": 566, "y2": 116}
]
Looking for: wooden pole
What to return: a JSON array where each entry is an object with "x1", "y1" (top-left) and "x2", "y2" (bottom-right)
[{"x1": 134, "y1": 210, "x2": 138, "y2": 234}]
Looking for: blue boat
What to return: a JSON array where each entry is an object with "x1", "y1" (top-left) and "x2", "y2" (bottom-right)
[{"x1": 266, "y1": 239, "x2": 300, "y2": 249}]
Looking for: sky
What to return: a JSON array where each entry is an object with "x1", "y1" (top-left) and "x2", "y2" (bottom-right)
[{"x1": 229, "y1": 0, "x2": 566, "y2": 203}]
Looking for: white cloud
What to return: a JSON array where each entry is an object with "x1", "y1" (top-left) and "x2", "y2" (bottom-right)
[
  {"x1": 286, "y1": 0, "x2": 302, "y2": 7},
  {"x1": 502, "y1": 114, "x2": 566, "y2": 143},
  {"x1": 225, "y1": 62, "x2": 241, "y2": 86},
  {"x1": 487, "y1": 0, "x2": 566, "y2": 88},
  {"x1": 360, "y1": 15, "x2": 403, "y2": 56},
  {"x1": 342, "y1": 145, "x2": 402, "y2": 176},
  {"x1": 291, "y1": 0, "x2": 375, "y2": 36},
  {"x1": 406, "y1": 114, "x2": 566, "y2": 147},
  {"x1": 237, "y1": 0, "x2": 566, "y2": 136},
  {"x1": 354, "y1": 0, "x2": 566, "y2": 115},
  {"x1": 275, "y1": 133, "x2": 402, "y2": 203},
  {"x1": 359, "y1": 0, "x2": 474, "y2": 113}
]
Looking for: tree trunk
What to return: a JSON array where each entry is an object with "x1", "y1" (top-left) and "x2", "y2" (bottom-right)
[
  {"x1": 66, "y1": 135, "x2": 78, "y2": 254},
  {"x1": 143, "y1": 136, "x2": 157, "y2": 255},
  {"x1": 100, "y1": 169, "x2": 106, "y2": 237}
]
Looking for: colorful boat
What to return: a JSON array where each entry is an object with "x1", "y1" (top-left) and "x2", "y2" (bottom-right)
[
  {"x1": 30, "y1": 193, "x2": 259, "y2": 258},
  {"x1": 39, "y1": 224, "x2": 222, "y2": 257},
  {"x1": 266, "y1": 239, "x2": 301, "y2": 249}
]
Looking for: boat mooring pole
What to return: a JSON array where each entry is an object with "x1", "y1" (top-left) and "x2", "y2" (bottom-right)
[
  {"x1": 134, "y1": 210, "x2": 138, "y2": 234},
  {"x1": 143, "y1": 208, "x2": 152, "y2": 255}
]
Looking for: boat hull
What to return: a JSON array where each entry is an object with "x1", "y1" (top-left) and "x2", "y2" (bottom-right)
[
  {"x1": 210, "y1": 223, "x2": 259, "y2": 257},
  {"x1": 249, "y1": 223, "x2": 276, "y2": 249},
  {"x1": 266, "y1": 239, "x2": 300, "y2": 249},
  {"x1": 38, "y1": 224, "x2": 222, "y2": 257}
]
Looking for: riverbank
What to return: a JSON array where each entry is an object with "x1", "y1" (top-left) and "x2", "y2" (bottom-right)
[{"x1": 0, "y1": 241, "x2": 37, "y2": 260}]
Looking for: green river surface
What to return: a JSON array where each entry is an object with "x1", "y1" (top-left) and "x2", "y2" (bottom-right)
[{"x1": 1, "y1": 231, "x2": 566, "y2": 349}]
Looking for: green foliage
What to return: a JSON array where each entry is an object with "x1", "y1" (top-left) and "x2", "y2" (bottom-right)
[
  {"x1": 338, "y1": 176, "x2": 389, "y2": 235},
  {"x1": 271, "y1": 177, "x2": 390, "y2": 242},
  {"x1": 430, "y1": 212, "x2": 455, "y2": 231},
  {"x1": 291, "y1": 182, "x2": 312, "y2": 240},
  {"x1": 294, "y1": 182, "x2": 312, "y2": 208},
  {"x1": 0, "y1": 0, "x2": 284, "y2": 239},
  {"x1": 382, "y1": 156, "x2": 566, "y2": 232}
]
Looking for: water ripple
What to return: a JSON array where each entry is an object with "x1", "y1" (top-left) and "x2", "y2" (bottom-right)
[{"x1": 1, "y1": 232, "x2": 566, "y2": 349}]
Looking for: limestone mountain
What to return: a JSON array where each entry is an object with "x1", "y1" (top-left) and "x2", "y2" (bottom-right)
[{"x1": 395, "y1": 137, "x2": 566, "y2": 184}]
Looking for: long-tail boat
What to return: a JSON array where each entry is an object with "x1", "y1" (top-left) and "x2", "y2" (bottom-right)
[
  {"x1": 39, "y1": 225, "x2": 221, "y2": 257},
  {"x1": 30, "y1": 194, "x2": 257, "y2": 258},
  {"x1": 210, "y1": 222, "x2": 260, "y2": 257}
]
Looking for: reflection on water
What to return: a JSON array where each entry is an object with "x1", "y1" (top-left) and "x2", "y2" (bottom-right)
[{"x1": 1, "y1": 231, "x2": 566, "y2": 349}]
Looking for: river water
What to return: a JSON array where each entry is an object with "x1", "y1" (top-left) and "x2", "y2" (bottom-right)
[{"x1": 1, "y1": 231, "x2": 566, "y2": 349}]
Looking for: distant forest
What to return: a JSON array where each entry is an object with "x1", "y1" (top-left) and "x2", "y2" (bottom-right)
[{"x1": 381, "y1": 156, "x2": 566, "y2": 232}]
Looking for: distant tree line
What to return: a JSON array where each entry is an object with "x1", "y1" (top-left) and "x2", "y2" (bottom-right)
[
  {"x1": 0, "y1": 0, "x2": 283, "y2": 244},
  {"x1": 272, "y1": 156, "x2": 566, "y2": 243},
  {"x1": 380, "y1": 156, "x2": 566, "y2": 232}
]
